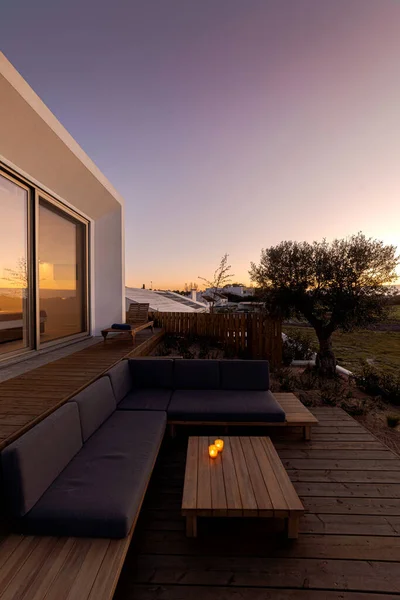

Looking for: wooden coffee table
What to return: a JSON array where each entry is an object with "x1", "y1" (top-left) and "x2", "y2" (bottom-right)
[{"x1": 182, "y1": 436, "x2": 304, "y2": 539}]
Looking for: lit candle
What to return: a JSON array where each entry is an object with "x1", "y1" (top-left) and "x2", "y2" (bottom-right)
[
  {"x1": 208, "y1": 444, "x2": 218, "y2": 458},
  {"x1": 214, "y1": 439, "x2": 224, "y2": 452}
]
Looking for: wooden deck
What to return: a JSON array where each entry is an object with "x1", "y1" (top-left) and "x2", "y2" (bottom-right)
[
  {"x1": 115, "y1": 406, "x2": 400, "y2": 600},
  {"x1": 0, "y1": 329, "x2": 163, "y2": 450}
]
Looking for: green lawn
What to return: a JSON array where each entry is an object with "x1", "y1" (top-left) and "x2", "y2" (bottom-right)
[{"x1": 283, "y1": 325, "x2": 400, "y2": 375}]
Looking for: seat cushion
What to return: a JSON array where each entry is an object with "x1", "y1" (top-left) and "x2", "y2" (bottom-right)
[
  {"x1": 174, "y1": 360, "x2": 220, "y2": 390},
  {"x1": 71, "y1": 376, "x2": 116, "y2": 442},
  {"x1": 107, "y1": 360, "x2": 133, "y2": 403},
  {"x1": 1, "y1": 404, "x2": 82, "y2": 517},
  {"x1": 168, "y1": 390, "x2": 285, "y2": 422},
  {"x1": 118, "y1": 388, "x2": 172, "y2": 411},
  {"x1": 22, "y1": 410, "x2": 166, "y2": 538},
  {"x1": 220, "y1": 360, "x2": 270, "y2": 390},
  {"x1": 129, "y1": 358, "x2": 174, "y2": 389}
]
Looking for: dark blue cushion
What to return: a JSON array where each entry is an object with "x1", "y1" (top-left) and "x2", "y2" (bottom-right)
[
  {"x1": 174, "y1": 360, "x2": 220, "y2": 390},
  {"x1": 118, "y1": 389, "x2": 172, "y2": 411},
  {"x1": 107, "y1": 360, "x2": 133, "y2": 403},
  {"x1": 220, "y1": 360, "x2": 270, "y2": 390},
  {"x1": 70, "y1": 376, "x2": 116, "y2": 442},
  {"x1": 1, "y1": 404, "x2": 82, "y2": 517},
  {"x1": 111, "y1": 323, "x2": 132, "y2": 330},
  {"x1": 167, "y1": 390, "x2": 285, "y2": 422},
  {"x1": 21, "y1": 411, "x2": 166, "y2": 538},
  {"x1": 129, "y1": 358, "x2": 174, "y2": 389}
]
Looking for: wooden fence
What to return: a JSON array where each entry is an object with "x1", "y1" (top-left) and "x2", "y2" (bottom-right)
[{"x1": 149, "y1": 312, "x2": 282, "y2": 366}]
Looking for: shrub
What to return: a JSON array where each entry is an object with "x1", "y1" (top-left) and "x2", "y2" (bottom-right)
[
  {"x1": 340, "y1": 398, "x2": 367, "y2": 416},
  {"x1": 387, "y1": 414, "x2": 400, "y2": 428},
  {"x1": 354, "y1": 362, "x2": 400, "y2": 405},
  {"x1": 274, "y1": 367, "x2": 297, "y2": 392},
  {"x1": 381, "y1": 373, "x2": 400, "y2": 405},
  {"x1": 282, "y1": 330, "x2": 316, "y2": 365},
  {"x1": 297, "y1": 366, "x2": 320, "y2": 390},
  {"x1": 319, "y1": 376, "x2": 353, "y2": 408},
  {"x1": 198, "y1": 337, "x2": 213, "y2": 359},
  {"x1": 319, "y1": 384, "x2": 338, "y2": 406},
  {"x1": 155, "y1": 343, "x2": 171, "y2": 356},
  {"x1": 353, "y1": 362, "x2": 383, "y2": 396}
]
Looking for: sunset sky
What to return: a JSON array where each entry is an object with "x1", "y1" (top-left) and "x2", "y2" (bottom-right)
[{"x1": 1, "y1": 0, "x2": 399, "y2": 289}]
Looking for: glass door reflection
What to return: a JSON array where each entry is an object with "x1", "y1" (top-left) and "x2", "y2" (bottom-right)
[
  {"x1": 0, "y1": 173, "x2": 31, "y2": 356},
  {"x1": 39, "y1": 199, "x2": 87, "y2": 343}
]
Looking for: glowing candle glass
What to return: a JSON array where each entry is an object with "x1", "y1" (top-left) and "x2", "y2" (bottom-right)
[
  {"x1": 208, "y1": 444, "x2": 218, "y2": 458},
  {"x1": 214, "y1": 439, "x2": 224, "y2": 452}
]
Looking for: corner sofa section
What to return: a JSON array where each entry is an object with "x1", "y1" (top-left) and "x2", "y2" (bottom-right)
[
  {"x1": 108, "y1": 358, "x2": 286, "y2": 423},
  {"x1": 1, "y1": 376, "x2": 165, "y2": 538},
  {"x1": 0, "y1": 358, "x2": 284, "y2": 541}
]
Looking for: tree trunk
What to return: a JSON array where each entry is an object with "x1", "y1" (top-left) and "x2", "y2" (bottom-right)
[{"x1": 315, "y1": 333, "x2": 336, "y2": 377}]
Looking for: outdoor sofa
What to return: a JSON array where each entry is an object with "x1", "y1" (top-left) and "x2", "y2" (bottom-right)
[{"x1": 1, "y1": 358, "x2": 286, "y2": 539}]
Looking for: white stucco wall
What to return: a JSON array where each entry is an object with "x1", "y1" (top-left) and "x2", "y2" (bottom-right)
[
  {"x1": 0, "y1": 52, "x2": 125, "y2": 341},
  {"x1": 92, "y1": 209, "x2": 124, "y2": 333}
]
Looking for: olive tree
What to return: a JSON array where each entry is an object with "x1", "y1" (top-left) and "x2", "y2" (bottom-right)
[{"x1": 250, "y1": 233, "x2": 399, "y2": 377}]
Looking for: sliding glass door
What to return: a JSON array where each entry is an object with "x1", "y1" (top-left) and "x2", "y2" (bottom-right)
[
  {"x1": 38, "y1": 198, "x2": 88, "y2": 344},
  {"x1": 0, "y1": 173, "x2": 31, "y2": 356},
  {"x1": 0, "y1": 166, "x2": 89, "y2": 360}
]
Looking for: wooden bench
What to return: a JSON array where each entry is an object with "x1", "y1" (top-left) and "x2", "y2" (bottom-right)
[
  {"x1": 0, "y1": 530, "x2": 132, "y2": 600},
  {"x1": 101, "y1": 303, "x2": 154, "y2": 343},
  {"x1": 170, "y1": 392, "x2": 318, "y2": 440},
  {"x1": 182, "y1": 435, "x2": 304, "y2": 539},
  {"x1": 101, "y1": 320, "x2": 154, "y2": 343}
]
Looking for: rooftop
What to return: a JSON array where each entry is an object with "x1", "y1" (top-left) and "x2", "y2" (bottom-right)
[{"x1": 126, "y1": 288, "x2": 207, "y2": 313}]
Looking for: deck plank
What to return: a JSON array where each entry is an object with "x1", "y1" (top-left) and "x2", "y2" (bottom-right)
[
  {"x1": 208, "y1": 435, "x2": 227, "y2": 517},
  {"x1": 220, "y1": 436, "x2": 242, "y2": 516},
  {"x1": 129, "y1": 553, "x2": 400, "y2": 592}
]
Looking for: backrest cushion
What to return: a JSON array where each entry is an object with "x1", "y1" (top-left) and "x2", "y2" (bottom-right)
[
  {"x1": 129, "y1": 358, "x2": 174, "y2": 389},
  {"x1": 220, "y1": 360, "x2": 270, "y2": 390},
  {"x1": 71, "y1": 376, "x2": 116, "y2": 442},
  {"x1": 106, "y1": 360, "x2": 133, "y2": 403},
  {"x1": 174, "y1": 360, "x2": 220, "y2": 390},
  {"x1": 1, "y1": 403, "x2": 82, "y2": 517}
]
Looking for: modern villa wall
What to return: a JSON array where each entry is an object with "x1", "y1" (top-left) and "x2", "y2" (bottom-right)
[{"x1": 0, "y1": 52, "x2": 125, "y2": 362}]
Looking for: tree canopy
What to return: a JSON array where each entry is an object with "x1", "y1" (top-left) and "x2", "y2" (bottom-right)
[{"x1": 250, "y1": 233, "x2": 399, "y2": 375}]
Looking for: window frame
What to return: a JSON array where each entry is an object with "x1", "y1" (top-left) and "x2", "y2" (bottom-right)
[{"x1": 0, "y1": 163, "x2": 90, "y2": 361}]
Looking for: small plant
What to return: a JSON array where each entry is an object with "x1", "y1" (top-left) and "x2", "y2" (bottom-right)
[
  {"x1": 298, "y1": 390, "x2": 318, "y2": 407},
  {"x1": 223, "y1": 344, "x2": 237, "y2": 359},
  {"x1": 319, "y1": 376, "x2": 349, "y2": 407},
  {"x1": 175, "y1": 335, "x2": 195, "y2": 359},
  {"x1": 198, "y1": 336, "x2": 215, "y2": 359},
  {"x1": 386, "y1": 414, "x2": 400, "y2": 428},
  {"x1": 320, "y1": 388, "x2": 337, "y2": 406},
  {"x1": 340, "y1": 398, "x2": 367, "y2": 416},
  {"x1": 155, "y1": 343, "x2": 171, "y2": 356},
  {"x1": 274, "y1": 367, "x2": 297, "y2": 392},
  {"x1": 297, "y1": 366, "x2": 319, "y2": 390}
]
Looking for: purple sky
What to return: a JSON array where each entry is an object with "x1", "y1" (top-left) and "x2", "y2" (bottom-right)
[{"x1": 1, "y1": 0, "x2": 399, "y2": 288}]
